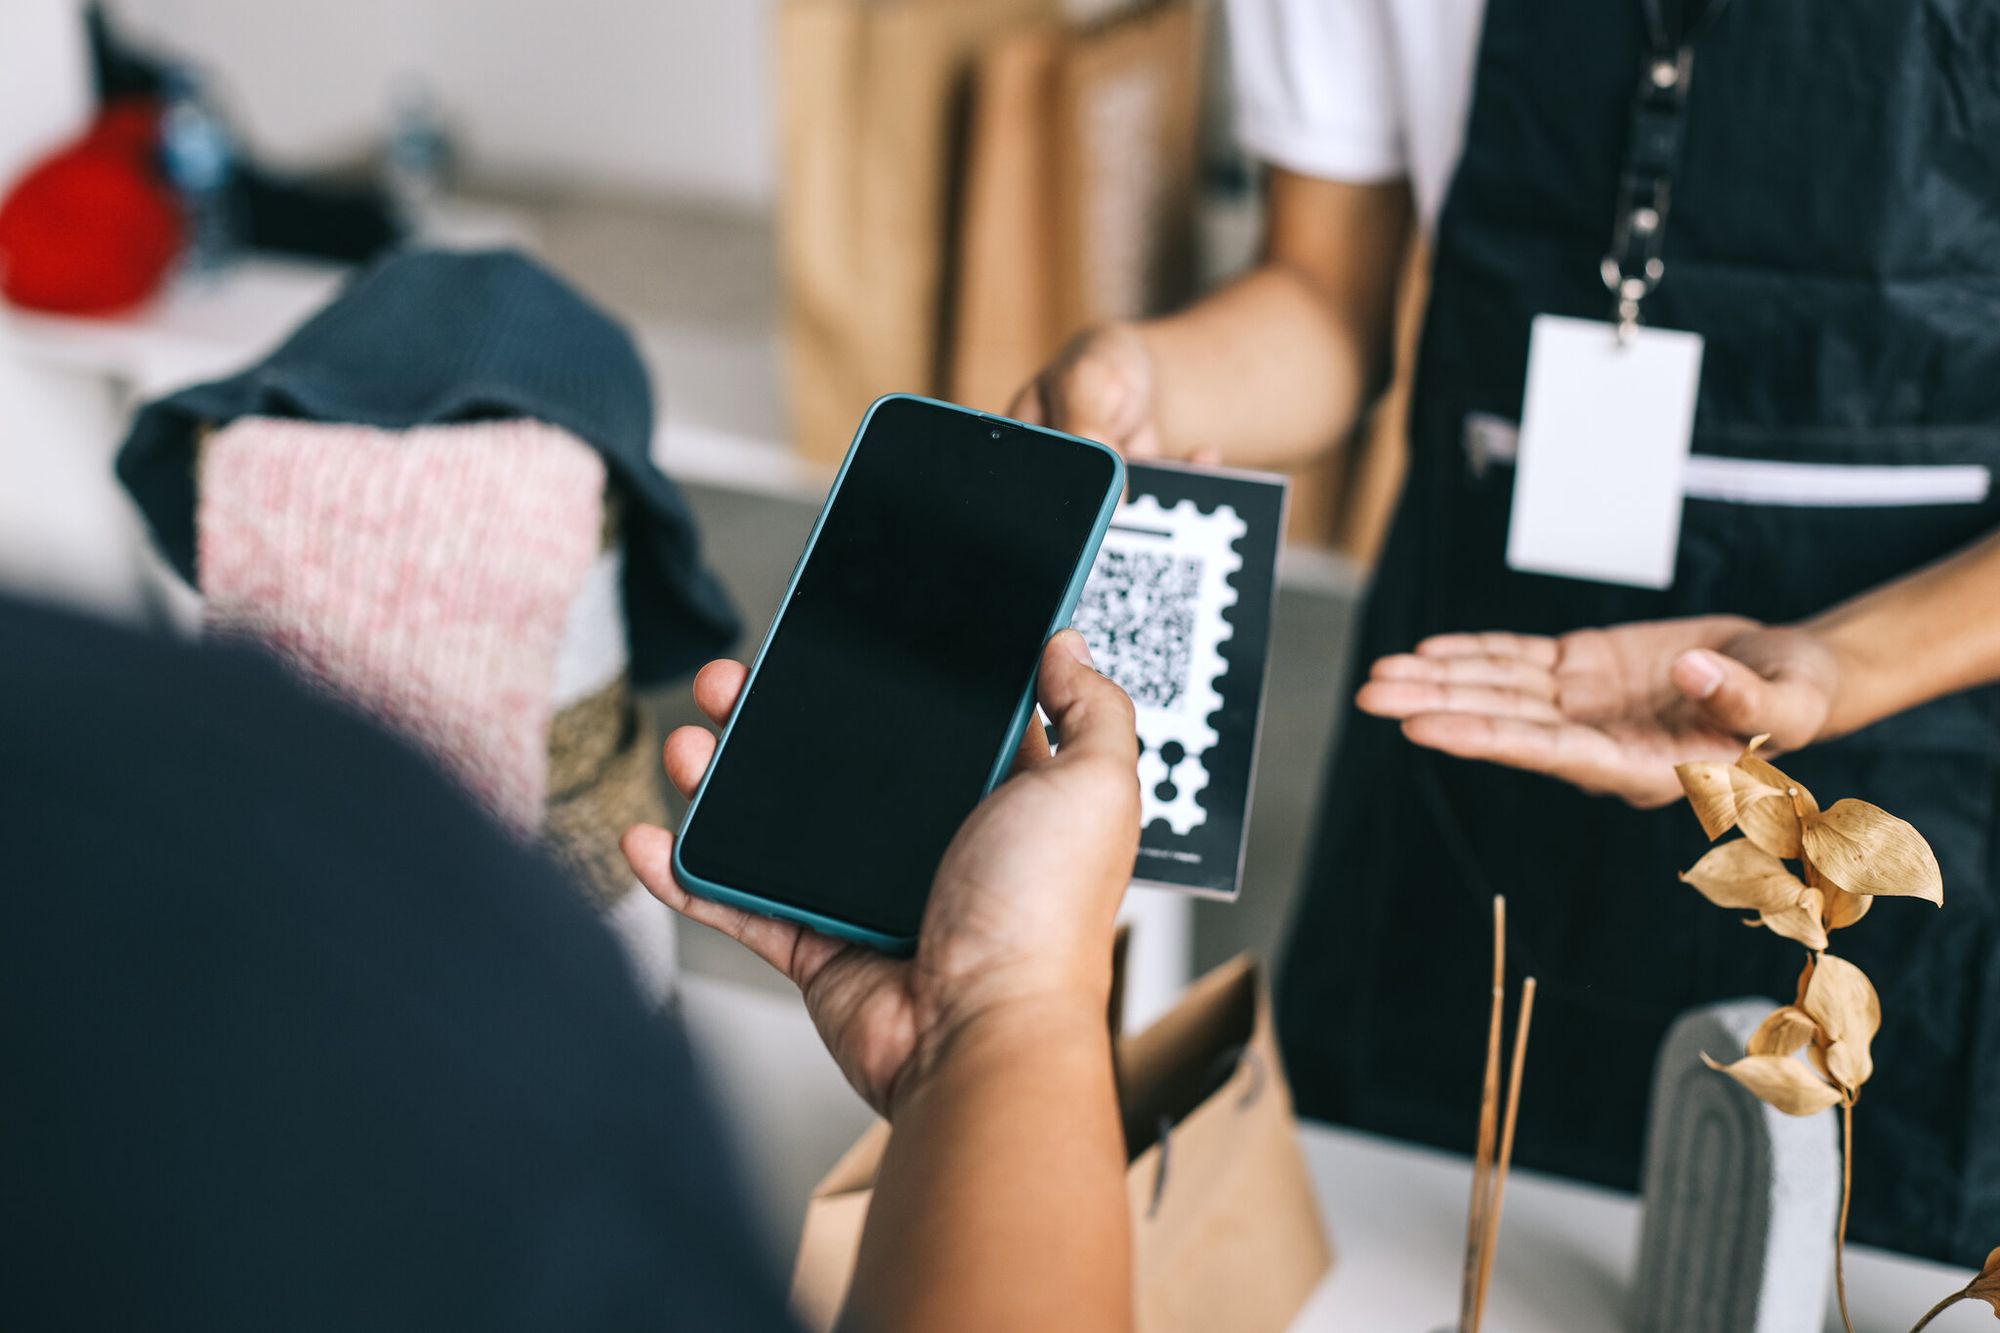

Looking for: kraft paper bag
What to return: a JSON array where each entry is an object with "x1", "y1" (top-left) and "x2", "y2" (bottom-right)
[
  {"x1": 775, "y1": 0, "x2": 1053, "y2": 463},
  {"x1": 789, "y1": 954, "x2": 1334, "y2": 1332},
  {"x1": 948, "y1": 0, "x2": 1202, "y2": 412}
]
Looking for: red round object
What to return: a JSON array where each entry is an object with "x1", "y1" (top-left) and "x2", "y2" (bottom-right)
[{"x1": 0, "y1": 107, "x2": 184, "y2": 316}]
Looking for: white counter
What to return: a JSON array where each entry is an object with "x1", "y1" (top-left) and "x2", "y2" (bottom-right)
[
  {"x1": 680, "y1": 974, "x2": 1986, "y2": 1333},
  {"x1": 1294, "y1": 1111, "x2": 1977, "y2": 1331},
  {"x1": 0, "y1": 239, "x2": 1362, "y2": 617}
]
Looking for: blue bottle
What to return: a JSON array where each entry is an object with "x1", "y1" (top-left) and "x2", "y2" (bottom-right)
[
  {"x1": 159, "y1": 66, "x2": 238, "y2": 276},
  {"x1": 384, "y1": 76, "x2": 452, "y2": 238}
]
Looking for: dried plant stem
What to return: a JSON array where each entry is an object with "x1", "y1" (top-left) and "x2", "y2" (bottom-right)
[
  {"x1": 1907, "y1": 1289, "x2": 1969, "y2": 1333},
  {"x1": 1459, "y1": 897, "x2": 1506, "y2": 1333},
  {"x1": 1836, "y1": 1101, "x2": 1854, "y2": 1333},
  {"x1": 1473, "y1": 976, "x2": 1537, "y2": 1326}
]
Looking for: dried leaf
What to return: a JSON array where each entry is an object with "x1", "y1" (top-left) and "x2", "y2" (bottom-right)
[
  {"x1": 1801, "y1": 953, "x2": 1880, "y2": 1096},
  {"x1": 1737, "y1": 787, "x2": 1811, "y2": 859},
  {"x1": 1739, "y1": 743, "x2": 1816, "y2": 806},
  {"x1": 1677, "y1": 761, "x2": 1742, "y2": 840},
  {"x1": 1702, "y1": 1051, "x2": 1843, "y2": 1116},
  {"x1": 1801, "y1": 798, "x2": 1944, "y2": 906},
  {"x1": 1802, "y1": 953, "x2": 1880, "y2": 1041},
  {"x1": 1733, "y1": 738, "x2": 1818, "y2": 859},
  {"x1": 1760, "y1": 889, "x2": 1829, "y2": 950},
  {"x1": 1737, "y1": 736, "x2": 1813, "y2": 799},
  {"x1": 1681, "y1": 840, "x2": 1810, "y2": 913},
  {"x1": 1966, "y1": 1246, "x2": 2000, "y2": 1314},
  {"x1": 1746, "y1": 1006, "x2": 1819, "y2": 1057},
  {"x1": 1823, "y1": 1039, "x2": 1872, "y2": 1095},
  {"x1": 1677, "y1": 762, "x2": 1779, "y2": 841},
  {"x1": 1823, "y1": 885, "x2": 1873, "y2": 931}
]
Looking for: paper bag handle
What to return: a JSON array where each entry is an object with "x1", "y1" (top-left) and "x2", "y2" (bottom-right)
[{"x1": 1146, "y1": 1044, "x2": 1266, "y2": 1218}]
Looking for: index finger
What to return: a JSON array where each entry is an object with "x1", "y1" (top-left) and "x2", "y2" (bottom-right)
[
  {"x1": 1399, "y1": 711, "x2": 1627, "y2": 792},
  {"x1": 1415, "y1": 631, "x2": 1560, "y2": 666},
  {"x1": 691, "y1": 659, "x2": 748, "y2": 727}
]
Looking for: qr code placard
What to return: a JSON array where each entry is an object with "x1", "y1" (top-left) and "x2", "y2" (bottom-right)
[{"x1": 1073, "y1": 496, "x2": 1245, "y2": 834}]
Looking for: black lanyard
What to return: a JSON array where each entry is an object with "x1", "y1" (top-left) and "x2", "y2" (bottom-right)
[{"x1": 1602, "y1": 0, "x2": 1730, "y2": 338}]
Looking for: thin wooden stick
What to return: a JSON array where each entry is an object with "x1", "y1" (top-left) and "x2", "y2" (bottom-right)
[
  {"x1": 1474, "y1": 975, "x2": 1537, "y2": 1327},
  {"x1": 1835, "y1": 1102, "x2": 1854, "y2": 1333},
  {"x1": 1459, "y1": 896, "x2": 1506, "y2": 1333}
]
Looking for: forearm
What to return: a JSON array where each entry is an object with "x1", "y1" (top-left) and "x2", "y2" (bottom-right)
[
  {"x1": 1138, "y1": 172, "x2": 1413, "y2": 469},
  {"x1": 1806, "y1": 525, "x2": 2000, "y2": 737},
  {"x1": 1134, "y1": 263, "x2": 1386, "y2": 469},
  {"x1": 843, "y1": 1000, "x2": 1131, "y2": 1333}
]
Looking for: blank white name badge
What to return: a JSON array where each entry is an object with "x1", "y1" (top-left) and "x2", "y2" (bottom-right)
[{"x1": 1506, "y1": 315, "x2": 1705, "y2": 590}]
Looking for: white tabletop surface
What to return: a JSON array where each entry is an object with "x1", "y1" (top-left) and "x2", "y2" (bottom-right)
[
  {"x1": 0, "y1": 244, "x2": 1365, "y2": 601},
  {"x1": 679, "y1": 975, "x2": 1986, "y2": 1333},
  {"x1": 0, "y1": 256, "x2": 348, "y2": 397},
  {"x1": 0, "y1": 252, "x2": 820, "y2": 489},
  {"x1": 1292, "y1": 1117, "x2": 1978, "y2": 1332}
]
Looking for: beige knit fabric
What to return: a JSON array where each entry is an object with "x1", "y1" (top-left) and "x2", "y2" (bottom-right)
[{"x1": 546, "y1": 676, "x2": 669, "y2": 909}]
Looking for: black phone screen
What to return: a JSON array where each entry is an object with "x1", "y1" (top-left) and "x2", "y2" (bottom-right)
[{"x1": 675, "y1": 397, "x2": 1119, "y2": 940}]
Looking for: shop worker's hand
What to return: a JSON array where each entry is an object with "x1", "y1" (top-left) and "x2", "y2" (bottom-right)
[
  {"x1": 1008, "y1": 323, "x2": 1218, "y2": 464},
  {"x1": 1356, "y1": 614, "x2": 1842, "y2": 808},
  {"x1": 622, "y1": 630, "x2": 1140, "y2": 1120}
]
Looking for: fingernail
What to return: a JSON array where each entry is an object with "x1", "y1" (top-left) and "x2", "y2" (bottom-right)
[
  {"x1": 1678, "y1": 650, "x2": 1725, "y2": 699},
  {"x1": 1060, "y1": 630, "x2": 1094, "y2": 667}
]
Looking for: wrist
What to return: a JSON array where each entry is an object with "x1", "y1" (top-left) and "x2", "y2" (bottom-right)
[
  {"x1": 1118, "y1": 318, "x2": 1204, "y2": 462},
  {"x1": 890, "y1": 988, "x2": 1113, "y2": 1122},
  {"x1": 1800, "y1": 610, "x2": 1893, "y2": 742}
]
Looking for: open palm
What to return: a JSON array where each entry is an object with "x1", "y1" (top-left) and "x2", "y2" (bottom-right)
[{"x1": 1355, "y1": 615, "x2": 1842, "y2": 806}]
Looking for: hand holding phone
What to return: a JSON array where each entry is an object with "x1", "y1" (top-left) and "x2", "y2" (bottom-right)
[
  {"x1": 621, "y1": 631, "x2": 1140, "y2": 1118},
  {"x1": 668, "y1": 394, "x2": 1125, "y2": 950}
]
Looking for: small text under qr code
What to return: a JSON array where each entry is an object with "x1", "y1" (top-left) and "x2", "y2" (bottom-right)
[{"x1": 1073, "y1": 548, "x2": 1203, "y2": 710}]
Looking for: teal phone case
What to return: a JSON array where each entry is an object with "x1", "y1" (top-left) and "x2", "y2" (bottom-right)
[{"x1": 671, "y1": 393, "x2": 1126, "y2": 954}]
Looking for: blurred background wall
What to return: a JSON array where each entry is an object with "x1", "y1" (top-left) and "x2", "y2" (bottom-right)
[
  {"x1": 101, "y1": 0, "x2": 779, "y2": 208},
  {"x1": 0, "y1": 6, "x2": 92, "y2": 189}
]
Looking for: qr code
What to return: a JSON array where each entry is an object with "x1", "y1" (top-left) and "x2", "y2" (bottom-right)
[
  {"x1": 1072, "y1": 549, "x2": 1203, "y2": 710},
  {"x1": 1074, "y1": 496, "x2": 1246, "y2": 835}
]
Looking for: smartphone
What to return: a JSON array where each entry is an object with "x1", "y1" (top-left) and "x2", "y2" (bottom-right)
[{"x1": 672, "y1": 394, "x2": 1125, "y2": 952}]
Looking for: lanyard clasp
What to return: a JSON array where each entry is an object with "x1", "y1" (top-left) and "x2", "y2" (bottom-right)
[{"x1": 1601, "y1": 43, "x2": 1693, "y2": 341}]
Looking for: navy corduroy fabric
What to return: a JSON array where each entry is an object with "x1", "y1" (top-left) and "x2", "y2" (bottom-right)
[{"x1": 115, "y1": 247, "x2": 739, "y2": 683}]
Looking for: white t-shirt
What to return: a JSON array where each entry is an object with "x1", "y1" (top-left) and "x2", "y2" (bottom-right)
[{"x1": 1224, "y1": 0, "x2": 1488, "y2": 235}]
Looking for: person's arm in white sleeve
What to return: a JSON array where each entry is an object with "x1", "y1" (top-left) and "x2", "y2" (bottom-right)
[{"x1": 1010, "y1": 0, "x2": 1417, "y2": 470}]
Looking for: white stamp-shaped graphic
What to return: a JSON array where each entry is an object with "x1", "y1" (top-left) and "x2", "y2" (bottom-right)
[{"x1": 1072, "y1": 496, "x2": 1244, "y2": 833}]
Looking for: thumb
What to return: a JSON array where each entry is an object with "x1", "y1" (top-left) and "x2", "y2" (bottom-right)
[
  {"x1": 1038, "y1": 630, "x2": 1139, "y2": 771},
  {"x1": 1671, "y1": 648, "x2": 1822, "y2": 748}
]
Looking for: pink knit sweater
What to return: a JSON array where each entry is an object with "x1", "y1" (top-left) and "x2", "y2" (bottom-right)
[{"x1": 197, "y1": 417, "x2": 609, "y2": 831}]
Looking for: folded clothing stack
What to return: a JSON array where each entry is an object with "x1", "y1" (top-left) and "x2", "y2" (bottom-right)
[{"x1": 118, "y1": 249, "x2": 737, "y2": 971}]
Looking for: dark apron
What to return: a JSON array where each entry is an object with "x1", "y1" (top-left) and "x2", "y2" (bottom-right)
[{"x1": 1278, "y1": 0, "x2": 2000, "y2": 1266}]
